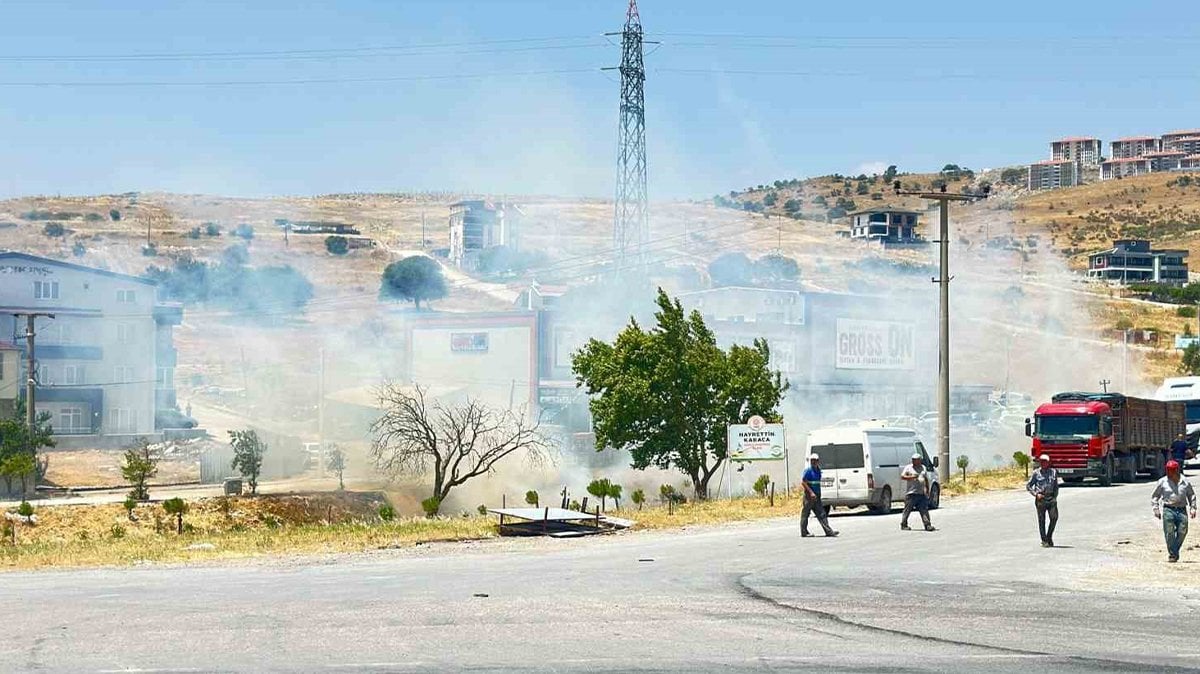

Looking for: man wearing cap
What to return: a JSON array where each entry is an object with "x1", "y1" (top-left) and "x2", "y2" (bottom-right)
[
  {"x1": 900, "y1": 453, "x2": 935, "y2": 532},
  {"x1": 1152, "y1": 459, "x2": 1197, "y2": 563},
  {"x1": 800, "y1": 453, "x2": 838, "y2": 538},
  {"x1": 1170, "y1": 434, "x2": 1190, "y2": 473},
  {"x1": 1027, "y1": 453, "x2": 1060, "y2": 547}
]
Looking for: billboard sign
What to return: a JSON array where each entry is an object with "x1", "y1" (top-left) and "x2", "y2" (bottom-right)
[
  {"x1": 835, "y1": 319, "x2": 916, "y2": 370},
  {"x1": 727, "y1": 415, "x2": 786, "y2": 462},
  {"x1": 450, "y1": 332, "x2": 489, "y2": 353}
]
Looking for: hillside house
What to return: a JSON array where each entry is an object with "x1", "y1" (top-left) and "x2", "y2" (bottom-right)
[
  {"x1": 1087, "y1": 239, "x2": 1188, "y2": 286},
  {"x1": 848, "y1": 209, "x2": 921, "y2": 243}
]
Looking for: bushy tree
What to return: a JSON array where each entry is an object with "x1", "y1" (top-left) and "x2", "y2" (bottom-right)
[
  {"x1": 1013, "y1": 451, "x2": 1031, "y2": 478},
  {"x1": 573, "y1": 289, "x2": 788, "y2": 499},
  {"x1": 43, "y1": 223, "x2": 65, "y2": 237},
  {"x1": 229, "y1": 430, "x2": 267, "y2": 495},
  {"x1": 883, "y1": 165, "x2": 898, "y2": 182},
  {"x1": 755, "y1": 254, "x2": 800, "y2": 282},
  {"x1": 607, "y1": 482, "x2": 623, "y2": 509},
  {"x1": 109, "y1": 208, "x2": 121, "y2": 221},
  {"x1": 587, "y1": 478, "x2": 613, "y2": 511},
  {"x1": 707, "y1": 252, "x2": 756, "y2": 287},
  {"x1": 1181, "y1": 343, "x2": 1200, "y2": 376},
  {"x1": 204, "y1": 222, "x2": 221, "y2": 236},
  {"x1": 326, "y1": 445, "x2": 346, "y2": 490},
  {"x1": 232, "y1": 223, "x2": 255, "y2": 240},
  {"x1": 162, "y1": 497, "x2": 188, "y2": 534},
  {"x1": 325, "y1": 236, "x2": 350, "y2": 255},
  {"x1": 0, "y1": 403, "x2": 55, "y2": 496},
  {"x1": 380, "y1": 256, "x2": 448, "y2": 309},
  {"x1": 753, "y1": 474, "x2": 771, "y2": 497},
  {"x1": 525, "y1": 490, "x2": 539, "y2": 507},
  {"x1": 956, "y1": 455, "x2": 970, "y2": 481},
  {"x1": 631, "y1": 489, "x2": 646, "y2": 510},
  {"x1": 121, "y1": 439, "x2": 159, "y2": 501}
]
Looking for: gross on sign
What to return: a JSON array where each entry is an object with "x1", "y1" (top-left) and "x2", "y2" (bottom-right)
[
  {"x1": 727, "y1": 415, "x2": 786, "y2": 462},
  {"x1": 835, "y1": 318, "x2": 915, "y2": 370}
]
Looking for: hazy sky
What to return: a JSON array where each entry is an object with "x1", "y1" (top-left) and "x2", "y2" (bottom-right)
[{"x1": 1, "y1": 0, "x2": 1197, "y2": 199}]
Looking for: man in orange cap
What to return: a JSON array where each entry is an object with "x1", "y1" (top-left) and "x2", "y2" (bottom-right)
[{"x1": 1152, "y1": 460, "x2": 1197, "y2": 563}]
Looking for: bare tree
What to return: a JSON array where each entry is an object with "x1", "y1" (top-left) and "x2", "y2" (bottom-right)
[{"x1": 369, "y1": 382, "x2": 550, "y2": 514}]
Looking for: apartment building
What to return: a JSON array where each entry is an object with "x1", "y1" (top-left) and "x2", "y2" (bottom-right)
[
  {"x1": 1028, "y1": 159, "x2": 1079, "y2": 190},
  {"x1": 1110, "y1": 136, "x2": 1160, "y2": 159},
  {"x1": 448, "y1": 200, "x2": 522, "y2": 270},
  {"x1": 0, "y1": 252, "x2": 182, "y2": 438},
  {"x1": 1051, "y1": 137, "x2": 1102, "y2": 168},
  {"x1": 1162, "y1": 130, "x2": 1200, "y2": 151},
  {"x1": 1145, "y1": 150, "x2": 1188, "y2": 172},
  {"x1": 1087, "y1": 239, "x2": 1189, "y2": 286},
  {"x1": 1164, "y1": 135, "x2": 1200, "y2": 156},
  {"x1": 1100, "y1": 157, "x2": 1152, "y2": 180}
]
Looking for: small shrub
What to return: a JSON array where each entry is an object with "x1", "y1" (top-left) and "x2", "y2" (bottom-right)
[
  {"x1": 109, "y1": 209, "x2": 121, "y2": 221},
  {"x1": 72, "y1": 241, "x2": 86, "y2": 257},
  {"x1": 631, "y1": 489, "x2": 646, "y2": 510},
  {"x1": 204, "y1": 222, "x2": 221, "y2": 236},
  {"x1": 325, "y1": 236, "x2": 350, "y2": 255},
  {"x1": 956, "y1": 455, "x2": 970, "y2": 481},
  {"x1": 142, "y1": 243, "x2": 157, "y2": 257},
  {"x1": 84, "y1": 212, "x2": 104, "y2": 222},
  {"x1": 123, "y1": 496, "x2": 137, "y2": 521},
  {"x1": 43, "y1": 223, "x2": 65, "y2": 237},
  {"x1": 1013, "y1": 451, "x2": 1031, "y2": 478},
  {"x1": 477, "y1": 504, "x2": 488, "y2": 516},
  {"x1": 420, "y1": 496, "x2": 441, "y2": 518},
  {"x1": 162, "y1": 497, "x2": 188, "y2": 534},
  {"x1": 186, "y1": 227, "x2": 201, "y2": 239},
  {"x1": 110, "y1": 524, "x2": 126, "y2": 539},
  {"x1": 16, "y1": 501, "x2": 33, "y2": 518},
  {"x1": 524, "y1": 490, "x2": 539, "y2": 507},
  {"x1": 232, "y1": 223, "x2": 255, "y2": 240},
  {"x1": 378, "y1": 503, "x2": 397, "y2": 522},
  {"x1": 753, "y1": 474, "x2": 771, "y2": 497},
  {"x1": 1177, "y1": 306, "x2": 1197, "y2": 318}
]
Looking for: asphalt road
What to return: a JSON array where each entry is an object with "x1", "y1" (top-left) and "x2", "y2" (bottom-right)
[{"x1": 3, "y1": 482, "x2": 1199, "y2": 673}]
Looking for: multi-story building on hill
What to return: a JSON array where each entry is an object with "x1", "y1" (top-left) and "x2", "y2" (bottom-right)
[
  {"x1": 0, "y1": 252, "x2": 183, "y2": 439},
  {"x1": 1161, "y1": 130, "x2": 1200, "y2": 151},
  {"x1": 848, "y1": 208, "x2": 922, "y2": 243},
  {"x1": 1087, "y1": 239, "x2": 1189, "y2": 286},
  {"x1": 1164, "y1": 135, "x2": 1200, "y2": 156},
  {"x1": 1051, "y1": 137, "x2": 1102, "y2": 168},
  {"x1": 1145, "y1": 150, "x2": 1188, "y2": 173},
  {"x1": 1100, "y1": 157, "x2": 1152, "y2": 180},
  {"x1": 448, "y1": 200, "x2": 522, "y2": 270},
  {"x1": 1028, "y1": 159, "x2": 1079, "y2": 190},
  {"x1": 1110, "y1": 136, "x2": 1160, "y2": 159}
]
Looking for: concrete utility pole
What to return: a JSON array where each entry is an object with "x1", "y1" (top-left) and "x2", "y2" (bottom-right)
[
  {"x1": 892, "y1": 181, "x2": 990, "y2": 484},
  {"x1": 14, "y1": 313, "x2": 54, "y2": 432}
]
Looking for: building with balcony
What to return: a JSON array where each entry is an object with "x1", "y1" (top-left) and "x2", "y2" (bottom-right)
[
  {"x1": 1051, "y1": 137, "x2": 1102, "y2": 168},
  {"x1": 1162, "y1": 130, "x2": 1200, "y2": 152},
  {"x1": 1110, "y1": 136, "x2": 1160, "y2": 159},
  {"x1": 0, "y1": 252, "x2": 183, "y2": 438},
  {"x1": 1087, "y1": 239, "x2": 1189, "y2": 286},
  {"x1": 1145, "y1": 150, "x2": 1188, "y2": 172},
  {"x1": 848, "y1": 209, "x2": 922, "y2": 243},
  {"x1": 1164, "y1": 135, "x2": 1200, "y2": 156},
  {"x1": 448, "y1": 200, "x2": 522, "y2": 270},
  {"x1": 1028, "y1": 159, "x2": 1079, "y2": 190},
  {"x1": 1100, "y1": 157, "x2": 1152, "y2": 180}
]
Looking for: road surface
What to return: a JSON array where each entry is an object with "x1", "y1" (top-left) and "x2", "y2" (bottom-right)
[{"x1": 3, "y1": 482, "x2": 1197, "y2": 673}]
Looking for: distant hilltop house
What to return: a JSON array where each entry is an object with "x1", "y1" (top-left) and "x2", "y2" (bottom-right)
[
  {"x1": 448, "y1": 200, "x2": 523, "y2": 270},
  {"x1": 1087, "y1": 239, "x2": 1188, "y2": 287},
  {"x1": 274, "y1": 219, "x2": 361, "y2": 236},
  {"x1": 847, "y1": 208, "x2": 923, "y2": 245},
  {"x1": 0, "y1": 251, "x2": 184, "y2": 442}
]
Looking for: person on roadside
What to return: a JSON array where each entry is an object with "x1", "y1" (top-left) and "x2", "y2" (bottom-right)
[
  {"x1": 1027, "y1": 453, "x2": 1059, "y2": 547},
  {"x1": 900, "y1": 453, "x2": 936, "y2": 532},
  {"x1": 800, "y1": 453, "x2": 838, "y2": 538},
  {"x1": 1170, "y1": 434, "x2": 1190, "y2": 474},
  {"x1": 1152, "y1": 460, "x2": 1197, "y2": 563}
]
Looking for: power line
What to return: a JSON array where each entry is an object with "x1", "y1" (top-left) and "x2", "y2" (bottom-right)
[{"x1": 0, "y1": 68, "x2": 601, "y2": 88}]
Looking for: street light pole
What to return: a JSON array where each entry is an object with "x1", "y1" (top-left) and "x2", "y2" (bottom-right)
[{"x1": 893, "y1": 181, "x2": 990, "y2": 485}]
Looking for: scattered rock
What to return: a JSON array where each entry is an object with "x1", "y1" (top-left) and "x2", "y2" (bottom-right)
[
  {"x1": 186, "y1": 542, "x2": 216, "y2": 551},
  {"x1": 473, "y1": 593, "x2": 489, "y2": 598}
]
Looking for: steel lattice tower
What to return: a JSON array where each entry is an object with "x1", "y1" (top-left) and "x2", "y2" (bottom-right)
[{"x1": 611, "y1": 0, "x2": 647, "y2": 270}]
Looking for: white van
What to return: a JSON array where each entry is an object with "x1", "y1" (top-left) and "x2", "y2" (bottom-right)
[{"x1": 805, "y1": 422, "x2": 941, "y2": 514}]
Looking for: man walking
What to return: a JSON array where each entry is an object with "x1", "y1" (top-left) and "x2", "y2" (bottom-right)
[
  {"x1": 900, "y1": 453, "x2": 936, "y2": 532},
  {"x1": 801, "y1": 453, "x2": 838, "y2": 538},
  {"x1": 1027, "y1": 453, "x2": 1059, "y2": 547},
  {"x1": 1170, "y1": 434, "x2": 1189, "y2": 473},
  {"x1": 1152, "y1": 460, "x2": 1196, "y2": 563}
]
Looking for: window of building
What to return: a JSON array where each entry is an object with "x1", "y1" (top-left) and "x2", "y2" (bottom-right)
[
  {"x1": 33, "y1": 280, "x2": 59, "y2": 300},
  {"x1": 116, "y1": 323, "x2": 134, "y2": 344},
  {"x1": 114, "y1": 366, "x2": 135, "y2": 383},
  {"x1": 37, "y1": 364, "x2": 52, "y2": 385},
  {"x1": 62, "y1": 364, "x2": 82, "y2": 385},
  {"x1": 116, "y1": 289, "x2": 136, "y2": 303},
  {"x1": 109, "y1": 408, "x2": 137, "y2": 433},
  {"x1": 60, "y1": 407, "x2": 84, "y2": 433}
]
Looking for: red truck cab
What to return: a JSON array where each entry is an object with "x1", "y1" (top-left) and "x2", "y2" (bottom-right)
[{"x1": 1027, "y1": 400, "x2": 1115, "y2": 485}]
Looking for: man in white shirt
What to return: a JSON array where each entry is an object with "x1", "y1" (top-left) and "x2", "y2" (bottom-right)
[
  {"x1": 900, "y1": 453, "x2": 935, "y2": 532},
  {"x1": 1151, "y1": 460, "x2": 1197, "y2": 563}
]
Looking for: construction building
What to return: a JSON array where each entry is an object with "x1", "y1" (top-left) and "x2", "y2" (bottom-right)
[
  {"x1": 1087, "y1": 239, "x2": 1189, "y2": 286},
  {"x1": 1145, "y1": 150, "x2": 1188, "y2": 172},
  {"x1": 1051, "y1": 137, "x2": 1102, "y2": 168},
  {"x1": 1164, "y1": 135, "x2": 1200, "y2": 156},
  {"x1": 448, "y1": 200, "x2": 522, "y2": 270},
  {"x1": 1162, "y1": 130, "x2": 1200, "y2": 151},
  {"x1": 0, "y1": 252, "x2": 183, "y2": 439},
  {"x1": 1100, "y1": 157, "x2": 1152, "y2": 180},
  {"x1": 1110, "y1": 136, "x2": 1160, "y2": 159},
  {"x1": 1028, "y1": 159, "x2": 1079, "y2": 191},
  {"x1": 848, "y1": 208, "x2": 922, "y2": 243}
]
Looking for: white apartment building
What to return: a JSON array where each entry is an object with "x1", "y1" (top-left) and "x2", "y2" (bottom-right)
[
  {"x1": 1051, "y1": 137, "x2": 1102, "y2": 168},
  {"x1": 1164, "y1": 135, "x2": 1200, "y2": 156},
  {"x1": 1161, "y1": 130, "x2": 1200, "y2": 151},
  {"x1": 1100, "y1": 157, "x2": 1152, "y2": 180},
  {"x1": 0, "y1": 252, "x2": 182, "y2": 438},
  {"x1": 1028, "y1": 159, "x2": 1079, "y2": 190},
  {"x1": 1109, "y1": 136, "x2": 1160, "y2": 159}
]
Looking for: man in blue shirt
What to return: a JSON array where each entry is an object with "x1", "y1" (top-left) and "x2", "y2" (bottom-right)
[
  {"x1": 1170, "y1": 434, "x2": 1190, "y2": 473},
  {"x1": 801, "y1": 453, "x2": 838, "y2": 538}
]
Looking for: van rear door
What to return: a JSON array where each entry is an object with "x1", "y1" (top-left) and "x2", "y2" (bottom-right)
[{"x1": 830, "y1": 439, "x2": 868, "y2": 504}]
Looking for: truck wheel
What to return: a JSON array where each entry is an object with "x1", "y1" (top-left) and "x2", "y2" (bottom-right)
[
  {"x1": 1100, "y1": 456, "x2": 1114, "y2": 487},
  {"x1": 869, "y1": 486, "x2": 892, "y2": 515},
  {"x1": 929, "y1": 484, "x2": 941, "y2": 510}
]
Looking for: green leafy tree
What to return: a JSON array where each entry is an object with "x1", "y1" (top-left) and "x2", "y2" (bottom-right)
[
  {"x1": 121, "y1": 438, "x2": 159, "y2": 501},
  {"x1": 525, "y1": 490, "x2": 539, "y2": 507},
  {"x1": 1012, "y1": 451, "x2": 1031, "y2": 478},
  {"x1": 755, "y1": 254, "x2": 800, "y2": 282},
  {"x1": 883, "y1": 165, "x2": 898, "y2": 182},
  {"x1": 162, "y1": 497, "x2": 188, "y2": 534},
  {"x1": 0, "y1": 403, "x2": 55, "y2": 496},
  {"x1": 753, "y1": 474, "x2": 771, "y2": 497},
  {"x1": 232, "y1": 223, "x2": 255, "y2": 240},
  {"x1": 229, "y1": 430, "x2": 267, "y2": 495},
  {"x1": 420, "y1": 496, "x2": 441, "y2": 518},
  {"x1": 109, "y1": 208, "x2": 121, "y2": 221},
  {"x1": 326, "y1": 445, "x2": 346, "y2": 490},
  {"x1": 1182, "y1": 343, "x2": 1200, "y2": 376},
  {"x1": 123, "y1": 495, "x2": 138, "y2": 521},
  {"x1": 707, "y1": 252, "x2": 756, "y2": 287},
  {"x1": 573, "y1": 289, "x2": 788, "y2": 499},
  {"x1": 325, "y1": 236, "x2": 350, "y2": 255},
  {"x1": 587, "y1": 478, "x2": 613, "y2": 511},
  {"x1": 607, "y1": 482, "x2": 623, "y2": 510},
  {"x1": 956, "y1": 455, "x2": 970, "y2": 481},
  {"x1": 43, "y1": 223, "x2": 65, "y2": 237},
  {"x1": 378, "y1": 503, "x2": 397, "y2": 521},
  {"x1": 380, "y1": 256, "x2": 448, "y2": 309},
  {"x1": 631, "y1": 489, "x2": 646, "y2": 510}
]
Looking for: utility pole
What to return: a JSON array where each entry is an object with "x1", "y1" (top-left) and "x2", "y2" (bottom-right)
[
  {"x1": 604, "y1": 0, "x2": 656, "y2": 272},
  {"x1": 1100, "y1": 378, "x2": 1111, "y2": 393},
  {"x1": 14, "y1": 313, "x2": 54, "y2": 433},
  {"x1": 1121, "y1": 328, "x2": 1129, "y2": 392},
  {"x1": 318, "y1": 348, "x2": 326, "y2": 477},
  {"x1": 420, "y1": 212, "x2": 426, "y2": 249},
  {"x1": 893, "y1": 181, "x2": 990, "y2": 484}
]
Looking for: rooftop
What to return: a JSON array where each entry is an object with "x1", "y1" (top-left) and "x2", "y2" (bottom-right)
[
  {"x1": 1143, "y1": 151, "x2": 1187, "y2": 157},
  {"x1": 1031, "y1": 159, "x2": 1075, "y2": 165},
  {"x1": 1164, "y1": 130, "x2": 1200, "y2": 136},
  {"x1": 1102, "y1": 157, "x2": 1151, "y2": 164},
  {"x1": 0, "y1": 251, "x2": 155, "y2": 286},
  {"x1": 1053, "y1": 137, "x2": 1100, "y2": 143},
  {"x1": 1112, "y1": 136, "x2": 1158, "y2": 142},
  {"x1": 847, "y1": 208, "x2": 923, "y2": 216}
]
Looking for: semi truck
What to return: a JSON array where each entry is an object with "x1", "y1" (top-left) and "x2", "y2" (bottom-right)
[{"x1": 1024, "y1": 392, "x2": 1185, "y2": 486}]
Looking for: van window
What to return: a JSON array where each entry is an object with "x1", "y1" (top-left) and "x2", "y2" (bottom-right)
[{"x1": 818, "y1": 443, "x2": 865, "y2": 469}]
